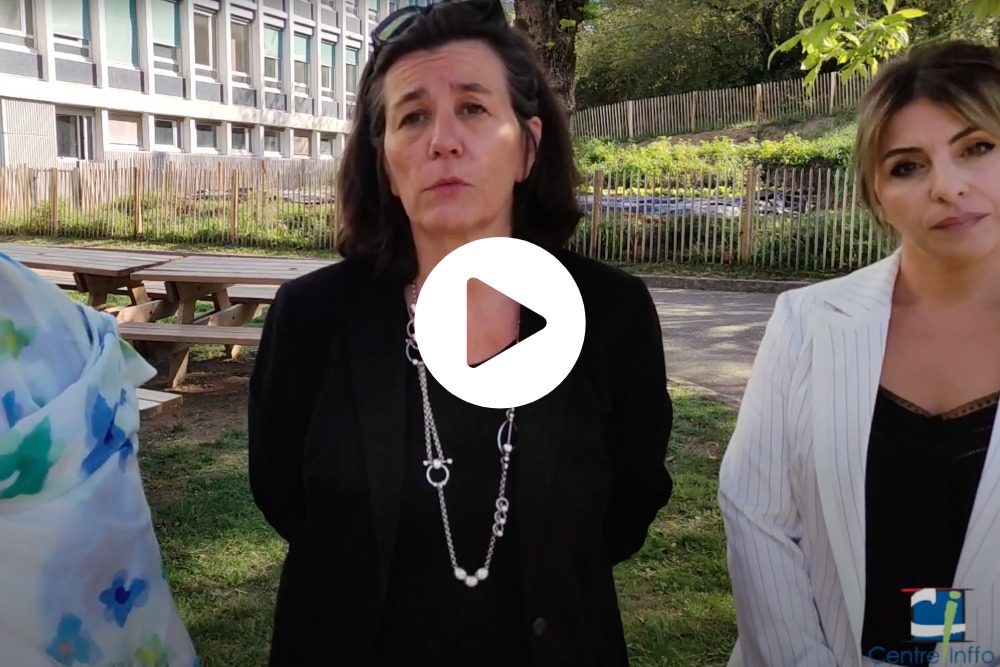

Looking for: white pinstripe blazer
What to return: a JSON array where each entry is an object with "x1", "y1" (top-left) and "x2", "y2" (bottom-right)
[{"x1": 719, "y1": 250, "x2": 1000, "y2": 667}]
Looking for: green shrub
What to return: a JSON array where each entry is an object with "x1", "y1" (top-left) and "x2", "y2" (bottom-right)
[{"x1": 574, "y1": 120, "x2": 858, "y2": 176}]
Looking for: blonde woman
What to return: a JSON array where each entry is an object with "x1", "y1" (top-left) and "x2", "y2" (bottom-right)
[{"x1": 720, "y1": 41, "x2": 1000, "y2": 666}]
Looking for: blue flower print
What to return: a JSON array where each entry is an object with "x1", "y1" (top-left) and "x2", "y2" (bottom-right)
[
  {"x1": 44, "y1": 614, "x2": 101, "y2": 666},
  {"x1": 75, "y1": 305, "x2": 115, "y2": 348},
  {"x1": 81, "y1": 389, "x2": 134, "y2": 476},
  {"x1": 99, "y1": 571, "x2": 149, "y2": 628},
  {"x1": 2, "y1": 390, "x2": 21, "y2": 425}
]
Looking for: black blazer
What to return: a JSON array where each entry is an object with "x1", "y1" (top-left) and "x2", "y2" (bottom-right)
[{"x1": 248, "y1": 247, "x2": 673, "y2": 666}]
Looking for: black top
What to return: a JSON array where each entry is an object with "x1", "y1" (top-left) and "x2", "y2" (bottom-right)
[
  {"x1": 371, "y1": 343, "x2": 532, "y2": 665},
  {"x1": 861, "y1": 387, "x2": 995, "y2": 665},
  {"x1": 247, "y1": 250, "x2": 673, "y2": 666}
]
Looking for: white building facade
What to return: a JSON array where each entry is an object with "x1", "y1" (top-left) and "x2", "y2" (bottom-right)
[{"x1": 0, "y1": 0, "x2": 429, "y2": 166}]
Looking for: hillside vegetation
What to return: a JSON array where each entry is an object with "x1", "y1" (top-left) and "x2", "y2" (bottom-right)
[{"x1": 575, "y1": 115, "x2": 857, "y2": 177}]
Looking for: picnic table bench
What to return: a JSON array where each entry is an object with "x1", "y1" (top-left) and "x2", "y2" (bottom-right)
[
  {"x1": 34, "y1": 269, "x2": 278, "y2": 307},
  {"x1": 130, "y1": 254, "x2": 332, "y2": 386},
  {"x1": 136, "y1": 388, "x2": 183, "y2": 417},
  {"x1": 5, "y1": 243, "x2": 332, "y2": 387},
  {"x1": 119, "y1": 322, "x2": 263, "y2": 346},
  {"x1": 0, "y1": 243, "x2": 180, "y2": 309}
]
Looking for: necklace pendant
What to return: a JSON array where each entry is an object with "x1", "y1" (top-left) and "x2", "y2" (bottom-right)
[
  {"x1": 406, "y1": 296, "x2": 515, "y2": 590},
  {"x1": 423, "y1": 457, "x2": 452, "y2": 488},
  {"x1": 454, "y1": 567, "x2": 482, "y2": 587}
]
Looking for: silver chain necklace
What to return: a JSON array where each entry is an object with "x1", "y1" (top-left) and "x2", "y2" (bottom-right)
[{"x1": 404, "y1": 282, "x2": 516, "y2": 588}]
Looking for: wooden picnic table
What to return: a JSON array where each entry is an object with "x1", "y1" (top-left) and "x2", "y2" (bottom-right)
[
  {"x1": 130, "y1": 254, "x2": 334, "y2": 386},
  {"x1": 0, "y1": 242, "x2": 179, "y2": 309}
]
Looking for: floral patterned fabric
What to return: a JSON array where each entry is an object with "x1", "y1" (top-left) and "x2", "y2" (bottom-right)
[{"x1": 0, "y1": 252, "x2": 198, "y2": 667}]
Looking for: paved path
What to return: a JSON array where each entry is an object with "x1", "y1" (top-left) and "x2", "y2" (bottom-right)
[{"x1": 649, "y1": 288, "x2": 780, "y2": 405}]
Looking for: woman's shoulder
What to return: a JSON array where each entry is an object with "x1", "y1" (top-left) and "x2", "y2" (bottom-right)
[
  {"x1": 266, "y1": 258, "x2": 381, "y2": 337},
  {"x1": 275, "y1": 257, "x2": 375, "y2": 307},
  {"x1": 772, "y1": 252, "x2": 899, "y2": 320},
  {"x1": 551, "y1": 248, "x2": 649, "y2": 306}
]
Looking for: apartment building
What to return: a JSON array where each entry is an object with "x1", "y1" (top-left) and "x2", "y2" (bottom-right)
[{"x1": 0, "y1": 0, "x2": 431, "y2": 166}]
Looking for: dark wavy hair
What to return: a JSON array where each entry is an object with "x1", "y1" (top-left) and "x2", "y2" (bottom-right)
[{"x1": 335, "y1": 1, "x2": 582, "y2": 280}]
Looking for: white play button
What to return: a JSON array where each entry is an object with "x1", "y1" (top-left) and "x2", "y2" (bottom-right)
[{"x1": 414, "y1": 237, "x2": 586, "y2": 408}]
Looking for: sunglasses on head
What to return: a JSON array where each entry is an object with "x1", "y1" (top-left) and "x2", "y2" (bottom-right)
[{"x1": 371, "y1": 0, "x2": 507, "y2": 59}]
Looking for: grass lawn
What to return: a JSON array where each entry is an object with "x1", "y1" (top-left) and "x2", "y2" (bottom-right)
[
  {"x1": 136, "y1": 384, "x2": 737, "y2": 666},
  {"x1": 47, "y1": 242, "x2": 742, "y2": 664}
]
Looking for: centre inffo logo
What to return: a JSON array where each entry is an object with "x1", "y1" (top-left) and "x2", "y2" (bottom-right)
[
  {"x1": 864, "y1": 585, "x2": 995, "y2": 666},
  {"x1": 904, "y1": 588, "x2": 968, "y2": 648}
]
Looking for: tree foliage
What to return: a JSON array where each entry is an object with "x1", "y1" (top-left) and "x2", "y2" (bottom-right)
[
  {"x1": 775, "y1": 0, "x2": 1000, "y2": 92},
  {"x1": 576, "y1": 0, "x2": 809, "y2": 108}
]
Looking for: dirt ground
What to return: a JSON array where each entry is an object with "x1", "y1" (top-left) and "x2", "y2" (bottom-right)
[
  {"x1": 669, "y1": 115, "x2": 846, "y2": 144},
  {"x1": 141, "y1": 354, "x2": 254, "y2": 445}
]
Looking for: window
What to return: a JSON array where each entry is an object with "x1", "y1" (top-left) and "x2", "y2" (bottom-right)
[
  {"x1": 154, "y1": 118, "x2": 180, "y2": 149},
  {"x1": 194, "y1": 11, "x2": 216, "y2": 77},
  {"x1": 104, "y1": 0, "x2": 138, "y2": 65},
  {"x1": 230, "y1": 21, "x2": 251, "y2": 85},
  {"x1": 293, "y1": 130, "x2": 310, "y2": 157},
  {"x1": 195, "y1": 123, "x2": 217, "y2": 150},
  {"x1": 52, "y1": 0, "x2": 91, "y2": 57},
  {"x1": 0, "y1": 0, "x2": 27, "y2": 31},
  {"x1": 263, "y1": 128, "x2": 282, "y2": 154},
  {"x1": 56, "y1": 114, "x2": 93, "y2": 160},
  {"x1": 293, "y1": 34, "x2": 310, "y2": 90},
  {"x1": 0, "y1": 0, "x2": 35, "y2": 48},
  {"x1": 152, "y1": 0, "x2": 180, "y2": 71},
  {"x1": 346, "y1": 47, "x2": 359, "y2": 94},
  {"x1": 231, "y1": 125, "x2": 250, "y2": 153},
  {"x1": 319, "y1": 134, "x2": 334, "y2": 158},
  {"x1": 264, "y1": 27, "x2": 283, "y2": 87},
  {"x1": 320, "y1": 41, "x2": 334, "y2": 92},
  {"x1": 107, "y1": 113, "x2": 140, "y2": 148},
  {"x1": 345, "y1": 0, "x2": 358, "y2": 18},
  {"x1": 388, "y1": 0, "x2": 400, "y2": 10}
]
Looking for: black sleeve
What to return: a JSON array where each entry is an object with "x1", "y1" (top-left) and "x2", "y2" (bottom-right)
[
  {"x1": 602, "y1": 279, "x2": 673, "y2": 564},
  {"x1": 248, "y1": 286, "x2": 312, "y2": 543}
]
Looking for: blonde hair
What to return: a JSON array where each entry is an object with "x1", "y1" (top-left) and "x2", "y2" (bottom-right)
[{"x1": 854, "y1": 41, "x2": 1000, "y2": 228}]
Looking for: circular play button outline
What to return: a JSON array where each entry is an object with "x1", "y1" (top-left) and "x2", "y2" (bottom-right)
[{"x1": 414, "y1": 237, "x2": 586, "y2": 408}]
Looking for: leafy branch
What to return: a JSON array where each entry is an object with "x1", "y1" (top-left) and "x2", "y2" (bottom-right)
[
  {"x1": 771, "y1": 0, "x2": 925, "y2": 92},
  {"x1": 775, "y1": 0, "x2": 1000, "y2": 94}
]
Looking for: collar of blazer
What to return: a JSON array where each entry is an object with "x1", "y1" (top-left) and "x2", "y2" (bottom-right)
[
  {"x1": 339, "y1": 264, "x2": 569, "y2": 605},
  {"x1": 808, "y1": 249, "x2": 1000, "y2": 661}
]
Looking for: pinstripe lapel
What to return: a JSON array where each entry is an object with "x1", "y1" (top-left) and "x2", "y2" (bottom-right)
[
  {"x1": 810, "y1": 252, "x2": 898, "y2": 659},
  {"x1": 949, "y1": 404, "x2": 1000, "y2": 656},
  {"x1": 955, "y1": 408, "x2": 1000, "y2": 586}
]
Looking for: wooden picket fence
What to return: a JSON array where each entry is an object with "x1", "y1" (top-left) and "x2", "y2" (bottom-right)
[
  {"x1": 0, "y1": 160, "x2": 340, "y2": 249},
  {"x1": 0, "y1": 162, "x2": 894, "y2": 272},
  {"x1": 568, "y1": 165, "x2": 896, "y2": 272},
  {"x1": 573, "y1": 71, "x2": 870, "y2": 140}
]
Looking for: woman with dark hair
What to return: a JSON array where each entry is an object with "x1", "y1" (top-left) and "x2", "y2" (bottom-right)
[{"x1": 249, "y1": 2, "x2": 672, "y2": 665}]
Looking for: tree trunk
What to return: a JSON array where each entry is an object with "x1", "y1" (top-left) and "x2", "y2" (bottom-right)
[{"x1": 514, "y1": 0, "x2": 586, "y2": 116}]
